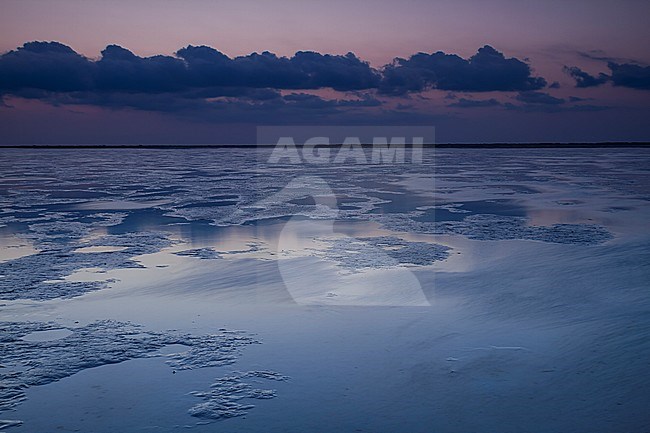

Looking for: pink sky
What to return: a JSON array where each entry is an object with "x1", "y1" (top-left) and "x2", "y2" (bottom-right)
[
  {"x1": 1, "y1": 0, "x2": 649, "y2": 143},
  {"x1": 2, "y1": 0, "x2": 649, "y2": 66}
]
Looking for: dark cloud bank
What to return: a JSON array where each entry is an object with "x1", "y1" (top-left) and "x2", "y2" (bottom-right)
[
  {"x1": 0, "y1": 41, "x2": 551, "y2": 112},
  {"x1": 565, "y1": 63, "x2": 650, "y2": 90},
  {"x1": 379, "y1": 45, "x2": 546, "y2": 95},
  {"x1": 0, "y1": 41, "x2": 646, "y2": 119}
]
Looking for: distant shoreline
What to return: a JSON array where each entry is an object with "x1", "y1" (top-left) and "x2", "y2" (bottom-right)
[{"x1": 1, "y1": 143, "x2": 650, "y2": 149}]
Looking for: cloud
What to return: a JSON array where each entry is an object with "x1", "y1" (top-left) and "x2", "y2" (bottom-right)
[
  {"x1": 0, "y1": 42, "x2": 95, "y2": 92},
  {"x1": 96, "y1": 45, "x2": 187, "y2": 93},
  {"x1": 563, "y1": 66, "x2": 609, "y2": 88},
  {"x1": 449, "y1": 98, "x2": 501, "y2": 108},
  {"x1": 608, "y1": 62, "x2": 650, "y2": 90},
  {"x1": 1, "y1": 40, "x2": 632, "y2": 125},
  {"x1": 0, "y1": 41, "x2": 561, "y2": 117},
  {"x1": 0, "y1": 42, "x2": 380, "y2": 97},
  {"x1": 9, "y1": 87, "x2": 384, "y2": 124},
  {"x1": 565, "y1": 62, "x2": 650, "y2": 90},
  {"x1": 577, "y1": 50, "x2": 638, "y2": 65},
  {"x1": 176, "y1": 46, "x2": 381, "y2": 91},
  {"x1": 448, "y1": 92, "x2": 598, "y2": 112},
  {"x1": 505, "y1": 103, "x2": 609, "y2": 113},
  {"x1": 379, "y1": 45, "x2": 546, "y2": 95},
  {"x1": 0, "y1": 41, "x2": 391, "y2": 121},
  {"x1": 281, "y1": 92, "x2": 380, "y2": 109},
  {"x1": 516, "y1": 91, "x2": 565, "y2": 105},
  {"x1": 289, "y1": 51, "x2": 381, "y2": 91}
]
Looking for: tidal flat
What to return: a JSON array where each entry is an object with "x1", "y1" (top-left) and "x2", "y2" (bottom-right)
[{"x1": 0, "y1": 147, "x2": 649, "y2": 432}]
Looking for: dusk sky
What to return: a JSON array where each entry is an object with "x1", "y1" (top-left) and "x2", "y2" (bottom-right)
[{"x1": 1, "y1": 0, "x2": 650, "y2": 144}]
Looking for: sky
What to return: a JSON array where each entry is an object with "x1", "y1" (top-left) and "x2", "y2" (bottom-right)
[{"x1": 1, "y1": 0, "x2": 649, "y2": 144}]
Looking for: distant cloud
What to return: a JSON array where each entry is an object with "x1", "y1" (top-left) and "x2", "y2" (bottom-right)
[
  {"x1": 564, "y1": 66, "x2": 609, "y2": 88},
  {"x1": 577, "y1": 50, "x2": 638, "y2": 65},
  {"x1": 608, "y1": 62, "x2": 650, "y2": 90},
  {"x1": 504, "y1": 102, "x2": 609, "y2": 113},
  {"x1": 0, "y1": 42, "x2": 94, "y2": 92},
  {"x1": 379, "y1": 45, "x2": 546, "y2": 95},
  {"x1": 516, "y1": 91, "x2": 565, "y2": 105},
  {"x1": 0, "y1": 41, "x2": 393, "y2": 121},
  {"x1": 0, "y1": 42, "x2": 548, "y2": 105},
  {"x1": 176, "y1": 45, "x2": 381, "y2": 91},
  {"x1": 449, "y1": 98, "x2": 501, "y2": 108},
  {"x1": 446, "y1": 91, "x2": 603, "y2": 112},
  {"x1": 0, "y1": 40, "x2": 638, "y2": 122},
  {"x1": 0, "y1": 41, "x2": 380, "y2": 96},
  {"x1": 565, "y1": 62, "x2": 650, "y2": 90}
]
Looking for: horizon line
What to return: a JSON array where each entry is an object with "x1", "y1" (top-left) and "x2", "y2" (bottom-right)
[{"x1": 1, "y1": 142, "x2": 650, "y2": 149}]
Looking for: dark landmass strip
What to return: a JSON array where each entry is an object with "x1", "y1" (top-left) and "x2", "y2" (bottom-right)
[{"x1": 0, "y1": 142, "x2": 649, "y2": 149}]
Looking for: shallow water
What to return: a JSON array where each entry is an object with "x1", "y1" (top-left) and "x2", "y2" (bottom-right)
[{"x1": 0, "y1": 147, "x2": 649, "y2": 432}]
